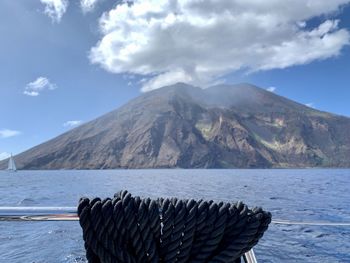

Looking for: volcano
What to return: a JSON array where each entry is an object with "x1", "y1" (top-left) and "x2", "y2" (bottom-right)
[{"x1": 2, "y1": 83, "x2": 350, "y2": 169}]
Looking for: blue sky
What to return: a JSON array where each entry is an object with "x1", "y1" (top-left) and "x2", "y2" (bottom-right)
[{"x1": 1, "y1": 0, "x2": 350, "y2": 159}]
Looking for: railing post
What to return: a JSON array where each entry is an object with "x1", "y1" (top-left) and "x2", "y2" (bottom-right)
[{"x1": 244, "y1": 249, "x2": 258, "y2": 263}]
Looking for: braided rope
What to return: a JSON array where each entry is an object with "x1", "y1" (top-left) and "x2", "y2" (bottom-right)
[{"x1": 78, "y1": 191, "x2": 271, "y2": 263}]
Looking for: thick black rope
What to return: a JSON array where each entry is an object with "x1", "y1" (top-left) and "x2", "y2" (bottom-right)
[{"x1": 78, "y1": 191, "x2": 271, "y2": 263}]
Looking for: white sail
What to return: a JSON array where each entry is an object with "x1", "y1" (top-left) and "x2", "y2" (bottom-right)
[{"x1": 8, "y1": 154, "x2": 16, "y2": 171}]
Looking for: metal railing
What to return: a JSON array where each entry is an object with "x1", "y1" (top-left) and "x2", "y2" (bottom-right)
[
  {"x1": 0, "y1": 207, "x2": 77, "y2": 221},
  {"x1": 2, "y1": 207, "x2": 350, "y2": 262},
  {"x1": 2, "y1": 207, "x2": 350, "y2": 225},
  {"x1": 0, "y1": 207, "x2": 263, "y2": 262}
]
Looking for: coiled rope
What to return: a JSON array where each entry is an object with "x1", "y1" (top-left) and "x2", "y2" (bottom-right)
[{"x1": 77, "y1": 190, "x2": 271, "y2": 263}]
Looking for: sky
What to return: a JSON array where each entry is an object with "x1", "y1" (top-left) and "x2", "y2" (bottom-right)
[{"x1": 1, "y1": 0, "x2": 350, "y2": 160}]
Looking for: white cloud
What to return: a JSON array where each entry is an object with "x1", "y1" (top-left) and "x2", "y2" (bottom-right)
[
  {"x1": 306, "y1": 102, "x2": 315, "y2": 108},
  {"x1": 63, "y1": 120, "x2": 83, "y2": 128},
  {"x1": 0, "y1": 152, "x2": 11, "y2": 161},
  {"x1": 40, "y1": 0, "x2": 68, "y2": 23},
  {"x1": 24, "y1": 77, "x2": 57, "y2": 96},
  {"x1": 81, "y1": 0, "x2": 103, "y2": 13},
  {"x1": 90, "y1": 0, "x2": 350, "y2": 91},
  {"x1": 267, "y1": 87, "x2": 276, "y2": 92},
  {"x1": 0, "y1": 129, "x2": 21, "y2": 139}
]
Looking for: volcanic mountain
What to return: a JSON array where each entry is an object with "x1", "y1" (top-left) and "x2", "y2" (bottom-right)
[{"x1": 2, "y1": 83, "x2": 350, "y2": 169}]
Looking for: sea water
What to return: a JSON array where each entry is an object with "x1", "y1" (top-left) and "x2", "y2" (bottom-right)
[{"x1": 0, "y1": 169, "x2": 349, "y2": 263}]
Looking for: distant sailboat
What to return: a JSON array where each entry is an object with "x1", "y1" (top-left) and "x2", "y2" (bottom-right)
[{"x1": 8, "y1": 154, "x2": 17, "y2": 172}]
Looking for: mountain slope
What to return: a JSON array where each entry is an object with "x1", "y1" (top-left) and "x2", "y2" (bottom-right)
[{"x1": 1, "y1": 83, "x2": 350, "y2": 169}]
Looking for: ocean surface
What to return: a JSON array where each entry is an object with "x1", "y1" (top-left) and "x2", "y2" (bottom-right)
[{"x1": 0, "y1": 169, "x2": 349, "y2": 263}]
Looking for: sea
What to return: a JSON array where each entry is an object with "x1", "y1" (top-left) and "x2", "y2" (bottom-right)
[{"x1": 0, "y1": 169, "x2": 349, "y2": 263}]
